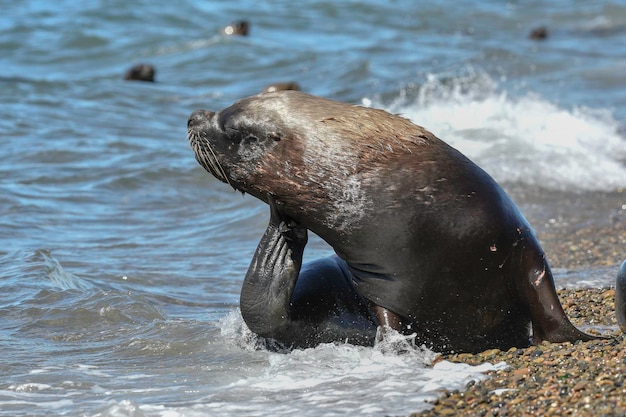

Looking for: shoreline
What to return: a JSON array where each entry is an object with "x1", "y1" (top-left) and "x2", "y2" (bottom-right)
[{"x1": 515, "y1": 188, "x2": 625, "y2": 270}]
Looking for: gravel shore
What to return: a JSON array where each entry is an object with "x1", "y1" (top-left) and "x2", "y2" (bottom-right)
[{"x1": 413, "y1": 191, "x2": 626, "y2": 416}]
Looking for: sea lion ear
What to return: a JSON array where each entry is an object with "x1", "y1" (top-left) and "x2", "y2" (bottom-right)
[{"x1": 267, "y1": 132, "x2": 281, "y2": 142}]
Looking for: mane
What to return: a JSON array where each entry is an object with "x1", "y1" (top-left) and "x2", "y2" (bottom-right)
[
  {"x1": 261, "y1": 91, "x2": 436, "y2": 159},
  {"x1": 315, "y1": 105, "x2": 434, "y2": 158}
]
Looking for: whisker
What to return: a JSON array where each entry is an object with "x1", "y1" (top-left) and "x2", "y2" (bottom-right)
[
  {"x1": 187, "y1": 130, "x2": 232, "y2": 187},
  {"x1": 206, "y1": 140, "x2": 231, "y2": 187}
]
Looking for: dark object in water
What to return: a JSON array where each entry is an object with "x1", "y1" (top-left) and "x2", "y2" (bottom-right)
[
  {"x1": 222, "y1": 21, "x2": 249, "y2": 36},
  {"x1": 529, "y1": 26, "x2": 549, "y2": 40},
  {"x1": 124, "y1": 63, "x2": 156, "y2": 82}
]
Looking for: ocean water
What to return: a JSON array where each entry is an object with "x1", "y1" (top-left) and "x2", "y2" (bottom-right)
[{"x1": 1, "y1": 1, "x2": 626, "y2": 416}]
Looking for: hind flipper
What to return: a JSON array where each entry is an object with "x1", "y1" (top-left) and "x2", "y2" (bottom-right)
[{"x1": 517, "y1": 246, "x2": 602, "y2": 344}]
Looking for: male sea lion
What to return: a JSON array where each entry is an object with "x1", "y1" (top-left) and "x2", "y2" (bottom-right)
[{"x1": 187, "y1": 90, "x2": 603, "y2": 353}]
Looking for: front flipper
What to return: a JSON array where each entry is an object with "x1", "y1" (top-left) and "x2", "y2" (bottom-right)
[{"x1": 240, "y1": 195, "x2": 308, "y2": 340}]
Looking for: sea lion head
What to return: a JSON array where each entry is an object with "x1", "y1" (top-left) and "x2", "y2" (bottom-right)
[
  {"x1": 124, "y1": 63, "x2": 156, "y2": 82},
  {"x1": 187, "y1": 93, "x2": 298, "y2": 199},
  {"x1": 221, "y1": 20, "x2": 249, "y2": 36},
  {"x1": 187, "y1": 91, "x2": 431, "y2": 233}
]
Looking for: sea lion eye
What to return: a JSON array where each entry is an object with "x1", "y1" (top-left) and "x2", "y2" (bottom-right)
[
  {"x1": 268, "y1": 132, "x2": 281, "y2": 142},
  {"x1": 243, "y1": 134, "x2": 259, "y2": 144}
]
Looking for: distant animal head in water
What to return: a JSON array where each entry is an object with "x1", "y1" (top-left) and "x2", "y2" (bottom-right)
[
  {"x1": 124, "y1": 63, "x2": 156, "y2": 82},
  {"x1": 221, "y1": 21, "x2": 249, "y2": 36}
]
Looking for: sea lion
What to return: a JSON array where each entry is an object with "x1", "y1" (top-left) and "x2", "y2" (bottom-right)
[
  {"x1": 124, "y1": 63, "x2": 156, "y2": 82},
  {"x1": 616, "y1": 261, "x2": 626, "y2": 332},
  {"x1": 187, "y1": 90, "x2": 602, "y2": 353},
  {"x1": 262, "y1": 82, "x2": 300, "y2": 93},
  {"x1": 221, "y1": 20, "x2": 249, "y2": 36},
  {"x1": 529, "y1": 26, "x2": 549, "y2": 40}
]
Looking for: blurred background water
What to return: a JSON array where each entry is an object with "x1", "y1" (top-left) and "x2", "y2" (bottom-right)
[{"x1": 1, "y1": 1, "x2": 625, "y2": 416}]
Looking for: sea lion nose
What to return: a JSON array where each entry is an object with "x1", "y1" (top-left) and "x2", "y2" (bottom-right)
[{"x1": 187, "y1": 110, "x2": 215, "y2": 129}]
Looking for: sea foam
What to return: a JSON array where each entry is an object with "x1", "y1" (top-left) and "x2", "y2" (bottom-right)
[
  {"x1": 366, "y1": 71, "x2": 626, "y2": 192},
  {"x1": 190, "y1": 310, "x2": 507, "y2": 417}
]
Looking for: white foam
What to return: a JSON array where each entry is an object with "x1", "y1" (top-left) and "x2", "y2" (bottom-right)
[
  {"x1": 183, "y1": 310, "x2": 506, "y2": 417},
  {"x1": 90, "y1": 399, "x2": 144, "y2": 417},
  {"x1": 366, "y1": 71, "x2": 626, "y2": 192},
  {"x1": 8, "y1": 383, "x2": 53, "y2": 392}
]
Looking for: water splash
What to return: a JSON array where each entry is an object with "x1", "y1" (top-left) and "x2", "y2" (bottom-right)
[
  {"x1": 208, "y1": 310, "x2": 504, "y2": 416},
  {"x1": 37, "y1": 249, "x2": 93, "y2": 291},
  {"x1": 365, "y1": 70, "x2": 626, "y2": 192}
]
